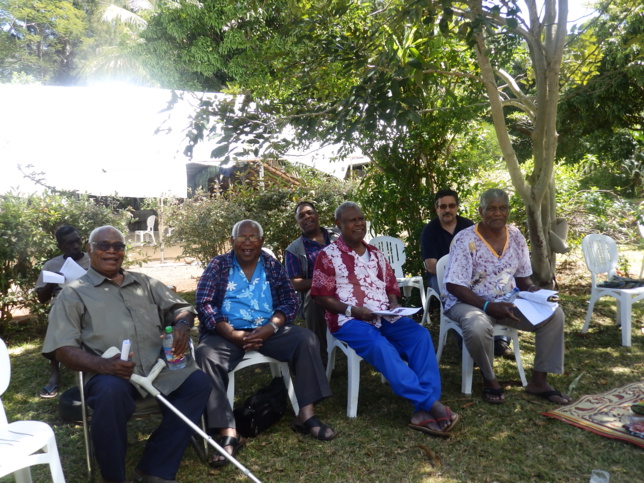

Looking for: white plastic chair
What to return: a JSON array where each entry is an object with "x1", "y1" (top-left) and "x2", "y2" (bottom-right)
[
  {"x1": 134, "y1": 215, "x2": 156, "y2": 244},
  {"x1": 227, "y1": 351, "x2": 299, "y2": 415},
  {"x1": 434, "y1": 256, "x2": 527, "y2": 394},
  {"x1": 0, "y1": 337, "x2": 66, "y2": 483},
  {"x1": 368, "y1": 236, "x2": 427, "y2": 315},
  {"x1": 638, "y1": 221, "x2": 644, "y2": 278},
  {"x1": 325, "y1": 330, "x2": 386, "y2": 418},
  {"x1": 581, "y1": 234, "x2": 644, "y2": 347}
]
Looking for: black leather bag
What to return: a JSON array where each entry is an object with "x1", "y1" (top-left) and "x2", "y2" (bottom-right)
[{"x1": 233, "y1": 376, "x2": 288, "y2": 437}]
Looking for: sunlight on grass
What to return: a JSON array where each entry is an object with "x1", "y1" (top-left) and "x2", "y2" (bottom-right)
[{"x1": 8, "y1": 341, "x2": 40, "y2": 355}]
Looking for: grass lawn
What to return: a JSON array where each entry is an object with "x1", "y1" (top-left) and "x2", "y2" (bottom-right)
[{"x1": 1, "y1": 250, "x2": 643, "y2": 482}]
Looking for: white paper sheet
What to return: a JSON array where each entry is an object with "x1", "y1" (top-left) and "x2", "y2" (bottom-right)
[
  {"x1": 372, "y1": 307, "x2": 422, "y2": 316},
  {"x1": 60, "y1": 257, "x2": 87, "y2": 282},
  {"x1": 42, "y1": 270, "x2": 65, "y2": 284}
]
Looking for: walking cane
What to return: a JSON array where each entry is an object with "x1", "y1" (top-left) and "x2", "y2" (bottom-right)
[{"x1": 105, "y1": 347, "x2": 262, "y2": 483}]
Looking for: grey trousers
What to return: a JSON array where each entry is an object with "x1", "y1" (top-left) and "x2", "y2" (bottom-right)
[
  {"x1": 303, "y1": 289, "x2": 328, "y2": 362},
  {"x1": 195, "y1": 324, "x2": 331, "y2": 430},
  {"x1": 446, "y1": 303, "x2": 565, "y2": 381}
]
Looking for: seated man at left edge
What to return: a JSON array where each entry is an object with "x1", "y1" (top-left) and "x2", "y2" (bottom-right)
[{"x1": 42, "y1": 225, "x2": 212, "y2": 483}]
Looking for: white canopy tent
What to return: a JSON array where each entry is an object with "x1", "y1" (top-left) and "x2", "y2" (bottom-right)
[{"x1": 0, "y1": 85, "x2": 204, "y2": 197}]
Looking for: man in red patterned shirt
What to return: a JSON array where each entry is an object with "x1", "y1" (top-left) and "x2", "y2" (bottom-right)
[{"x1": 311, "y1": 202, "x2": 459, "y2": 437}]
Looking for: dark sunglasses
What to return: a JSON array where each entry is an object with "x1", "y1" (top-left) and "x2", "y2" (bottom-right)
[
  {"x1": 91, "y1": 241, "x2": 126, "y2": 252},
  {"x1": 437, "y1": 203, "x2": 457, "y2": 210}
]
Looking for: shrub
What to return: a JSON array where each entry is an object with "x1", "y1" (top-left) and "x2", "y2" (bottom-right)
[
  {"x1": 166, "y1": 177, "x2": 353, "y2": 266},
  {"x1": 0, "y1": 191, "x2": 130, "y2": 334}
]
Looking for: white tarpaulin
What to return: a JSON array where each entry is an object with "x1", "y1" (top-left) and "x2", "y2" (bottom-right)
[{"x1": 0, "y1": 85, "x2": 208, "y2": 197}]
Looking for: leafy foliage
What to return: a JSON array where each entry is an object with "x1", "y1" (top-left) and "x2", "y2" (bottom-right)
[
  {"x1": 0, "y1": 0, "x2": 88, "y2": 84},
  {"x1": 166, "y1": 177, "x2": 352, "y2": 266},
  {"x1": 0, "y1": 191, "x2": 129, "y2": 333}
]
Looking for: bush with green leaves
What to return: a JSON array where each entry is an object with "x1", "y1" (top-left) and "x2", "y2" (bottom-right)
[
  {"x1": 166, "y1": 177, "x2": 353, "y2": 266},
  {"x1": 0, "y1": 191, "x2": 129, "y2": 333}
]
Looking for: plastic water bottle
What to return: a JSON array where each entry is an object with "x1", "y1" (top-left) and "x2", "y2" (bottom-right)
[
  {"x1": 501, "y1": 287, "x2": 520, "y2": 302},
  {"x1": 163, "y1": 326, "x2": 186, "y2": 370}
]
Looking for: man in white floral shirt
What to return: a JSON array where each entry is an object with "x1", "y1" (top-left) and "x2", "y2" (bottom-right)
[
  {"x1": 312, "y1": 202, "x2": 459, "y2": 437},
  {"x1": 444, "y1": 189, "x2": 571, "y2": 405}
]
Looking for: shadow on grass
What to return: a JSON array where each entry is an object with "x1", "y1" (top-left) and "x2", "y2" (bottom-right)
[{"x1": 1, "y1": 285, "x2": 643, "y2": 482}]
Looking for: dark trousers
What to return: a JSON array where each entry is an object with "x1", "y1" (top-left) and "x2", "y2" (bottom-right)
[
  {"x1": 196, "y1": 324, "x2": 331, "y2": 430},
  {"x1": 86, "y1": 370, "x2": 212, "y2": 481}
]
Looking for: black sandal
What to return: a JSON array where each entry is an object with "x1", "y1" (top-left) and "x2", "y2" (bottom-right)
[
  {"x1": 210, "y1": 435, "x2": 245, "y2": 468},
  {"x1": 292, "y1": 415, "x2": 337, "y2": 441},
  {"x1": 483, "y1": 386, "x2": 506, "y2": 404}
]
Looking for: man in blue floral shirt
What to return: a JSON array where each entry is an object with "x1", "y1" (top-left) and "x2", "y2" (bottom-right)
[{"x1": 195, "y1": 219, "x2": 336, "y2": 468}]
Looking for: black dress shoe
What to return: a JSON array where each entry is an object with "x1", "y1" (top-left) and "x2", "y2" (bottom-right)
[{"x1": 494, "y1": 340, "x2": 515, "y2": 360}]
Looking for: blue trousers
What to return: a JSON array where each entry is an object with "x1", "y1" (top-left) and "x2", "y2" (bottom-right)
[
  {"x1": 86, "y1": 370, "x2": 212, "y2": 482},
  {"x1": 333, "y1": 317, "x2": 441, "y2": 412}
]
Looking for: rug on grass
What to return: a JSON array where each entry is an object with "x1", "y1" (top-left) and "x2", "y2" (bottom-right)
[{"x1": 543, "y1": 381, "x2": 644, "y2": 448}]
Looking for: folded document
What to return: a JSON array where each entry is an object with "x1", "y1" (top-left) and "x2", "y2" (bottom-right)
[{"x1": 512, "y1": 289, "x2": 558, "y2": 325}]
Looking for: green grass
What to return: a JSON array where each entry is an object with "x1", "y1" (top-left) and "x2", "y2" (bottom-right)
[{"x1": 2, "y1": 254, "x2": 643, "y2": 482}]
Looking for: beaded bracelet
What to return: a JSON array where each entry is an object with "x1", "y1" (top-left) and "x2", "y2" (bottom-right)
[{"x1": 483, "y1": 301, "x2": 489, "y2": 313}]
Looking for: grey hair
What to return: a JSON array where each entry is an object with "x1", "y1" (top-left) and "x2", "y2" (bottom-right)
[
  {"x1": 231, "y1": 219, "x2": 264, "y2": 238},
  {"x1": 334, "y1": 201, "x2": 362, "y2": 220},
  {"x1": 479, "y1": 189, "x2": 509, "y2": 209},
  {"x1": 87, "y1": 226, "x2": 125, "y2": 251}
]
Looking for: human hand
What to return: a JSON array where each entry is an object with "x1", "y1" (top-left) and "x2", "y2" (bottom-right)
[
  {"x1": 388, "y1": 300, "x2": 401, "y2": 311},
  {"x1": 486, "y1": 302, "x2": 519, "y2": 321},
  {"x1": 170, "y1": 323, "x2": 190, "y2": 358},
  {"x1": 352, "y1": 306, "x2": 376, "y2": 322},
  {"x1": 242, "y1": 325, "x2": 273, "y2": 351},
  {"x1": 99, "y1": 354, "x2": 136, "y2": 380}
]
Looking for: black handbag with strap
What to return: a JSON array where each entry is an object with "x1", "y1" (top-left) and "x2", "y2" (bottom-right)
[{"x1": 233, "y1": 376, "x2": 288, "y2": 437}]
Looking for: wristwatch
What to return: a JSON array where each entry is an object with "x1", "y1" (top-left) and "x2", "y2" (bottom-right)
[
  {"x1": 345, "y1": 305, "x2": 352, "y2": 317},
  {"x1": 268, "y1": 321, "x2": 279, "y2": 334}
]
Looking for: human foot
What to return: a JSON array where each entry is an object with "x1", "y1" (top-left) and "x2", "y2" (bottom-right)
[
  {"x1": 210, "y1": 435, "x2": 245, "y2": 468},
  {"x1": 409, "y1": 409, "x2": 452, "y2": 437},
  {"x1": 482, "y1": 378, "x2": 505, "y2": 404},
  {"x1": 429, "y1": 402, "x2": 460, "y2": 432},
  {"x1": 526, "y1": 383, "x2": 572, "y2": 404},
  {"x1": 292, "y1": 416, "x2": 337, "y2": 441}
]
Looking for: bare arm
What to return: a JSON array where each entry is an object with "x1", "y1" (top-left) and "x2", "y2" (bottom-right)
[
  {"x1": 35, "y1": 284, "x2": 56, "y2": 304},
  {"x1": 56, "y1": 346, "x2": 136, "y2": 380},
  {"x1": 290, "y1": 277, "x2": 312, "y2": 292},
  {"x1": 314, "y1": 295, "x2": 376, "y2": 321},
  {"x1": 424, "y1": 258, "x2": 438, "y2": 275},
  {"x1": 515, "y1": 276, "x2": 538, "y2": 292},
  {"x1": 446, "y1": 283, "x2": 518, "y2": 321}
]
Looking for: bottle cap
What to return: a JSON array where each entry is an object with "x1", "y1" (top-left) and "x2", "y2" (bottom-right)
[{"x1": 165, "y1": 326, "x2": 173, "y2": 333}]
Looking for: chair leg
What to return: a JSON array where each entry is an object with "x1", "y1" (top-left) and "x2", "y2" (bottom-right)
[
  {"x1": 582, "y1": 293, "x2": 599, "y2": 333},
  {"x1": 461, "y1": 345, "x2": 474, "y2": 395},
  {"x1": 46, "y1": 436, "x2": 66, "y2": 483},
  {"x1": 346, "y1": 352, "x2": 361, "y2": 418},
  {"x1": 509, "y1": 332, "x2": 527, "y2": 387},
  {"x1": 278, "y1": 362, "x2": 300, "y2": 415},
  {"x1": 226, "y1": 371, "x2": 236, "y2": 408},
  {"x1": 619, "y1": 296, "x2": 632, "y2": 347},
  {"x1": 435, "y1": 325, "x2": 448, "y2": 362},
  {"x1": 13, "y1": 468, "x2": 33, "y2": 483},
  {"x1": 326, "y1": 346, "x2": 335, "y2": 382}
]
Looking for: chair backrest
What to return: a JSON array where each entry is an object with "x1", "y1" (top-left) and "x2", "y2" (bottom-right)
[
  {"x1": 638, "y1": 220, "x2": 644, "y2": 239},
  {"x1": 581, "y1": 234, "x2": 618, "y2": 285},
  {"x1": 0, "y1": 338, "x2": 10, "y2": 426},
  {"x1": 368, "y1": 236, "x2": 406, "y2": 278},
  {"x1": 146, "y1": 215, "x2": 156, "y2": 232},
  {"x1": 435, "y1": 255, "x2": 449, "y2": 297}
]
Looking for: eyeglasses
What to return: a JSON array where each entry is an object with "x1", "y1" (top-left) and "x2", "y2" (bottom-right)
[
  {"x1": 437, "y1": 203, "x2": 457, "y2": 210},
  {"x1": 91, "y1": 241, "x2": 126, "y2": 252},
  {"x1": 235, "y1": 235, "x2": 262, "y2": 243}
]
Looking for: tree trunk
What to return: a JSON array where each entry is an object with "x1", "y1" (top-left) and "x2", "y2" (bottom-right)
[{"x1": 470, "y1": 0, "x2": 567, "y2": 287}]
